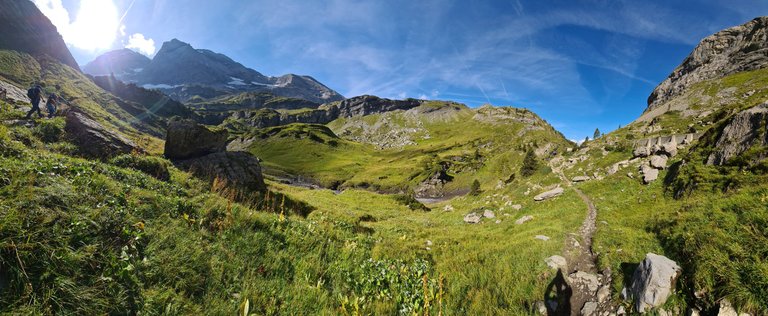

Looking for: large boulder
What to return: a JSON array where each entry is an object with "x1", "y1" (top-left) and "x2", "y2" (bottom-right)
[
  {"x1": 164, "y1": 118, "x2": 228, "y2": 160},
  {"x1": 640, "y1": 165, "x2": 659, "y2": 184},
  {"x1": 649, "y1": 155, "x2": 668, "y2": 170},
  {"x1": 534, "y1": 187, "x2": 564, "y2": 201},
  {"x1": 65, "y1": 109, "x2": 137, "y2": 159},
  {"x1": 182, "y1": 151, "x2": 266, "y2": 200},
  {"x1": 629, "y1": 253, "x2": 682, "y2": 313},
  {"x1": 707, "y1": 102, "x2": 768, "y2": 165}
]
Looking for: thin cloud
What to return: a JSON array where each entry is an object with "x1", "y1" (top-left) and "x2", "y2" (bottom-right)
[{"x1": 126, "y1": 33, "x2": 156, "y2": 56}]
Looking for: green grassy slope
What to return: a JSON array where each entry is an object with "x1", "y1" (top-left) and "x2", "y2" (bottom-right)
[
  {"x1": 0, "y1": 50, "x2": 177, "y2": 153},
  {"x1": 563, "y1": 69, "x2": 768, "y2": 313},
  {"x1": 1, "y1": 96, "x2": 587, "y2": 315},
  {"x1": 242, "y1": 102, "x2": 572, "y2": 193}
]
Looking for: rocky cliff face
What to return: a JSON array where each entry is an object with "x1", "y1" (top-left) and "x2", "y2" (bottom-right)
[
  {"x1": 0, "y1": 0, "x2": 80, "y2": 71},
  {"x1": 706, "y1": 102, "x2": 768, "y2": 165},
  {"x1": 646, "y1": 17, "x2": 768, "y2": 112},
  {"x1": 82, "y1": 49, "x2": 150, "y2": 77},
  {"x1": 230, "y1": 95, "x2": 425, "y2": 129},
  {"x1": 85, "y1": 39, "x2": 344, "y2": 104}
]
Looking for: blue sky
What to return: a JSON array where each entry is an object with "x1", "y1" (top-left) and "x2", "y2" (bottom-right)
[{"x1": 35, "y1": 0, "x2": 768, "y2": 140}]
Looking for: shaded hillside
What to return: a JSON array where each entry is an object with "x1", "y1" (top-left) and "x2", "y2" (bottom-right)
[{"x1": 0, "y1": 0, "x2": 79, "y2": 71}]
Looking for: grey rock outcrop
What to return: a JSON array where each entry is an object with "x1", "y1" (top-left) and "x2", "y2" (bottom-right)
[
  {"x1": 707, "y1": 102, "x2": 768, "y2": 165},
  {"x1": 65, "y1": 109, "x2": 137, "y2": 159},
  {"x1": 629, "y1": 253, "x2": 682, "y2": 313},
  {"x1": 534, "y1": 187, "x2": 564, "y2": 201},
  {"x1": 164, "y1": 118, "x2": 228, "y2": 160},
  {"x1": 414, "y1": 163, "x2": 453, "y2": 198},
  {"x1": 647, "y1": 17, "x2": 768, "y2": 112},
  {"x1": 483, "y1": 210, "x2": 495, "y2": 218}
]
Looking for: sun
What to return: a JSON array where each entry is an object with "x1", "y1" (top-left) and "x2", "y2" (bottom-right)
[
  {"x1": 36, "y1": 0, "x2": 120, "y2": 51},
  {"x1": 67, "y1": 0, "x2": 119, "y2": 50}
]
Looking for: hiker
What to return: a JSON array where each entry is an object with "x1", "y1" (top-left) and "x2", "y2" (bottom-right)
[
  {"x1": 24, "y1": 84, "x2": 43, "y2": 119},
  {"x1": 45, "y1": 87, "x2": 71, "y2": 118}
]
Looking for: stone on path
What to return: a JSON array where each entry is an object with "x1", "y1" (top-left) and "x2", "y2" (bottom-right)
[{"x1": 545, "y1": 255, "x2": 567, "y2": 271}]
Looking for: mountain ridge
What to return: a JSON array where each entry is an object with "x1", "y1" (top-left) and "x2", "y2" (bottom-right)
[{"x1": 84, "y1": 39, "x2": 344, "y2": 104}]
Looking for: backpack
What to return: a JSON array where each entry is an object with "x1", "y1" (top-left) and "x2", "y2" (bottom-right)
[{"x1": 27, "y1": 86, "x2": 40, "y2": 100}]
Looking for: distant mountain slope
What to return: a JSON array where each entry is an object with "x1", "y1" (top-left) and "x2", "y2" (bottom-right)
[
  {"x1": 0, "y1": 0, "x2": 79, "y2": 71},
  {"x1": 230, "y1": 99, "x2": 571, "y2": 196},
  {"x1": 84, "y1": 39, "x2": 345, "y2": 104},
  {"x1": 82, "y1": 48, "x2": 150, "y2": 77}
]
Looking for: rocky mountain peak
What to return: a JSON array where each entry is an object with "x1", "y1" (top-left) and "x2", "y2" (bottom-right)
[
  {"x1": 646, "y1": 16, "x2": 768, "y2": 112},
  {"x1": 82, "y1": 48, "x2": 150, "y2": 76},
  {"x1": 0, "y1": 0, "x2": 80, "y2": 71}
]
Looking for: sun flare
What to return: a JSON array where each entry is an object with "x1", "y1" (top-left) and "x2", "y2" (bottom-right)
[{"x1": 35, "y1": 0, "x2": 119, "y2": 51}]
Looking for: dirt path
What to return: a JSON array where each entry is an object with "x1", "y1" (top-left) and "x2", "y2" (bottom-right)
[{"x1": 547, "y1": 167, "x2": 613, "y2": 316}]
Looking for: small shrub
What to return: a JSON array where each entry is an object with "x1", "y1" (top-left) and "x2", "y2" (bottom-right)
[
  {"x1": 32, "y1": 118, "x2": 65, "y2": 143},
  {"x1": 468, "y1": 179, "x2": 481, "y2": 196},
  {"x1": 520, "y1": 150, "x2": 539, "y2": 177},
  {"x1": 110, "y1": 154, "x2": 171, "y2": 181},
  {"x1": 393, "y1": 194, "x2": 430, "y2": 212}
]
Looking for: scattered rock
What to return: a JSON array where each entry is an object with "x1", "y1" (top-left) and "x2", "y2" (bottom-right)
[
  {"x1": 515, "y1": 215, "x2": 533, "y2": 225},
  {"x1": 534, "y1": 301, "x2": 547, "y2": 315},
  {"x1": 443, "y1": 204, "x2": 454, "y2": 211},
  {"x1": 495, "y1": 219, "x2": 501, "y2": 224},
  {"x1": 463, "y1": 212, "x2": 482, "y2": 224},
  {"x1": 534, "y1": 235, "x2": 550, "y2": 241},
  {"x1": 572, "y1": 175, "x2": 591, "y2": 182},
  {"x1": 164, "y1": 118, "x2": 227, "y2": 160},
  {"x1": 426, "y1": 240, "x2": 433, "y2": 247},
  {"x1": 617, "y1": 305, "x2": 626, "y2": 315},
  {"x1": 718, "y1": 299, "x2": 751, "y2": 316},
  {"x1": 65, "y1": 109, "x2": 138, "y2": 159},
  {"x1": 483, "y1": 210, "x2": 496, "y2": 218},
  {"x1": 660, "y1": 139, "x2": 678, "y2": 157},
  {"x1": 534, "y1": 187, "x2": 564, "y2": 201},
  {"x1": 649, "y1": 155, "x2": 668, "y2": 169},
  {"x1": 633, "y1": 146, "x2": 651, "y2": 158},
  {"x1": 545, "y1": 255, "x2": 567, "y2": 271},
  {"x1": 629, "y1": 253, "x2": 682, "y2": 313},
  {"x1": 581, "y1": 301, "x2": 598, "y2": 316},
  {"x1": 688, "y1": 307, "x2": 701, "y2": 316},
  {"x1": 640, "y1": 165, "x2": 659, "y2": 184},
  {"x1": 511, "y1": 204, "x2": 522, "y2": 211}
]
